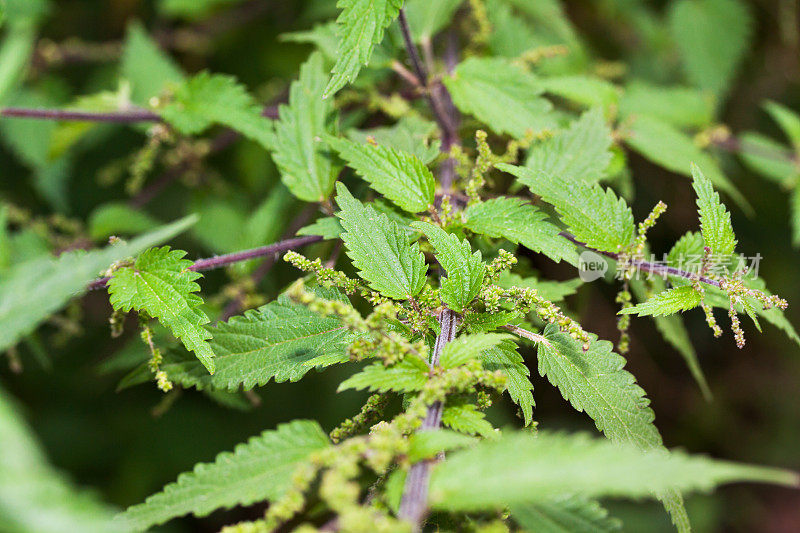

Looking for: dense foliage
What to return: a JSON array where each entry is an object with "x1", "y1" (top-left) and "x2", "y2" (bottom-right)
[{"x1": 1, "y1": 0, "x2": 800, "y2": 532}]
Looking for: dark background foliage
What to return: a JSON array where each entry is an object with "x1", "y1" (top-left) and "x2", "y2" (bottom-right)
[{"x1": 1, "y1": 0, "x2": 798, "y2": 531}]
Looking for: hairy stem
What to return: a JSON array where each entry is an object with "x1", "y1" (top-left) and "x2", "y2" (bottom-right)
[
  {"x1": 398, "y1": 308, "x2": 460, "y2": 530},
  {"x1": 397, "y1": 9, "x2": 460, "y2": 193},
  {"x1": 0, "y1": 107, "x2": 162, "y2": 123},
  {"x1": 87, "y1": 234, "x2": 322, "y2": 291}
]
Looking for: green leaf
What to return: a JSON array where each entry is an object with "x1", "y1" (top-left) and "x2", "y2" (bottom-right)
[
  {"x1": 161, "y1": 291, "x2": 351, "y2": 391},
  {"x1": 335, "y1": 183, "x2": 427, "y2": 299},
  {"x1": 625, "y1": 115, "x2": 748, "y2": 210},
  {"x1": 429, "y1": 430, "x2": 798, "y2": 511},
  {"x1": 441, "y1": 402, "x2": 496, "y2": 438},
  {"x1": 0, "y1": 386, "x2": 120, "y2": 533},
  {"x1": 619, "y1": 81, "x2": 715, "y2": 129},
  {"x1": 117, "y1": 420, "x2": 330, "y2": 531},
  {"x1": 328, "y1": 136, "x2": 435, "y2": 213},
  {"x1": 338, "y1": 357, "x2": 429, "y2": 393},
  {"x1": 793, "y1": 186, "x2": 800, "y2": 247},
  {"x1": 463, "y1": 197, "x2": 578, "y2": 264},
  {"x1": 668, "y1": 0, "x2": 751, "y2": 96},
  {"x1": 620, "y1": 286, "x2": 702, "y2": 317},
  {"x1": 297, "y1": 216, "x2": 344, "y2": 240},
  {"x1": 498, "y1": 163, "x2": 635, "y2": 253},
  {"x1": 347, "y1": 115, "x2": 440, "y2": 164},
  {"x1": 511, "y1": 495, "x2": 621, "y2": 533},
  {"x1": 537, "y1": 324, "x2": 661, "y2": 449},
  {"x1": 273, "y1": 52, "x2": 340, "y2": 202},
  {"x1": 481, "y1": 340, "x2": 534, "y2": 426},
  {"x1": 411, "y1": 222, "x2": 484, "y2": 311},
  {"x1": 439, "y1": 333, "x2": 512, "y2": 369},
  {"x1": 402, "y1": 0, "x2": 462, "y2": 42},
  {"x1": 525, "y1": 107, "x2": 613, "y2": 185},
  {"x1": 691, "y1": 163, "x2": 737, "y2": 256},
  {"x1": 323, "y1": 0, "x2": 403, "y2": 97},
  {"x1": 88, "y1": 202, "x2": 160, "y2": 240},
  {"x1": 736, "y1": 132, "x2": 798, "y2": 185},
  {"x1": 408, "y1": 430, "x2": 477, "y2": 462},
  {"x1": 108, "y1": 246, "x2": 215, "y2": 373},
  {"x1": 629, "y1": 279, "x2": 711, "y2": 401},
  {"x1": 121, "y1": 21, "x2": 185, "y2": 105},
  {"x1": 539, "y1": 75, "x2": 619, "y2": 110},
  {"x1": 443, "y1": 57, "x2": 555, "y2": 138},
  {"x1": 160, "y1": 71, "x2": 275, "y2": 150},
  {"x1": 158, "y1": 0, "x2": 240, "y2": 20},
  {"x1": 764, "y1": 100, "x2": 800, "y2": 151},
  {"x1": 0, "y1": 216, "x2": 196, "y2": 354}
]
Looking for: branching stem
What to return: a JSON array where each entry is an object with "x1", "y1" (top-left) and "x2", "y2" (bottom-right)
[
  {"x1": 87, "y1": 235, "x2": 322, "y2": 291},
  {"x1": 560, "y1": 232, "x2": 723, "y2": 288}
]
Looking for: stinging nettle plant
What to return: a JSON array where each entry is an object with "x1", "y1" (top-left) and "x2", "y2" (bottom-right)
[{"x1": 2, "y1": 0, "x2": 800, "y2": 532}]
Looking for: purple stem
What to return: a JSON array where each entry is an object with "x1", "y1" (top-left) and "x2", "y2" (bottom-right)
[
  {"x1": 87, "y1": 235, "x2": 323, "y2": 291},
  {"x1": 398, "y1": 309, "x2": 459, "y2": 530},
  {"x1": 559, "y1": 232, "x2": 722, "y2": 288},
  {"x1": 0, "y1": 107, "x2": 162, "y2": 123}
]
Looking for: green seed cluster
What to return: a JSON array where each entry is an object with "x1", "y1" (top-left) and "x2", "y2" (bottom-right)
[
  {"x1": 480, "y1": 284, "x2": 591, "y2": 349},
  {"x1": 484, "y1": 249, "x2": 517, "y2": 284},
  {"x1": 615, "y1": 285, "x2": 632, "y2": 354}
]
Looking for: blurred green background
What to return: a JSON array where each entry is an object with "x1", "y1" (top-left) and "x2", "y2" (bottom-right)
[{"x1": 1, "y1": 0, "x2": 799, "y2": 531}]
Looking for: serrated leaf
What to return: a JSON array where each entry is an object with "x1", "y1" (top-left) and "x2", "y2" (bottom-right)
[
  {"x1": 525, "y1": 107, "x2": 613, "y2": 185},
  {"x1": 323, "y1": 0, "x2": 403, "y2": 97},
  {"x1": 619, "y1": 81, "x2": 715, "y2": 129},
  {"x1": 441, "y1": 402, "x2": 496, "y2": 438},
  {"x1": 443, "y1": 57, "x2": 555, "y2": 138},
  {"x1": 511, "y1": 494, "x2": 622, "y2": 533},
  {"x1": 160, "y1": 290, "x2": 351, "y2": 391},
  {"x1": 440, "y1": 333, "x2": 512, "y2": 369},
  {"x1": 108, "y1": 246, "x2": 215, "y2": 373},
  {"x1": 297, "y1": 216, "x2": 344, "y2": 240},
  {"x1": 335, "y1": 183, "x2": 427, "y2": 299},
  {"x1": 537, "y1": 324, "x2": 690, "y2": 526},
  {"x1": 121, "y1": 21, "x2": 185, "y2": 105},
  {"x1": 499, "y1": 163, "x2": 635, "y2": 253},
  {"x1": 328, "y1": 136, "x2": 435, "y2": 213},
  {"x1": 429, "y1": 430, "x2": 798, "y2": 511},
  {"x1": 0, "y1": 217, "x2": 196, "y2": 354},
  {"x1": 117, "y1": 420, "x2": 330, "y2": 531},
  {"x1": 463, "y1": 197, "x2": 578, "y2": 264},
  {"x1": 629, "y1": 279, "x2": 711, "y2": 401},
  {"x1": 411, "y1": 222, "x2": 484, "y2": 311},
  {"x1": 691, "y1": 163, "x2": 737, "y2": 256},
  {"x1": 625, "y1": 115, "x2": 748, "y2": 210},
  {"x1": 538, "y1": 324, "x2": 661, "y2": 448},
  {"x1": 620, "y1": 286, "x2": 702, "y2": 317},
  {"x1": 347, "y1": 115, "x2": 440, "y2": 164},
  {"x1": 668, "y1": 0, "x2": 751, "y2": 96},
  {"x1": 0, "y1": 386, "x2": 120, "y2": 533},
  {"x1": 338, "y1": 356, "x2": 429, "y2": 393},
  {"x1": 481, "y1": 340, "x2": 534, "y2": 426},
  {"x1": 273, "y1": 52, "x2": 340, "y2": 202},
  {"x1": 160, "y1": 71, "x2": 274, "y2": 150}
]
